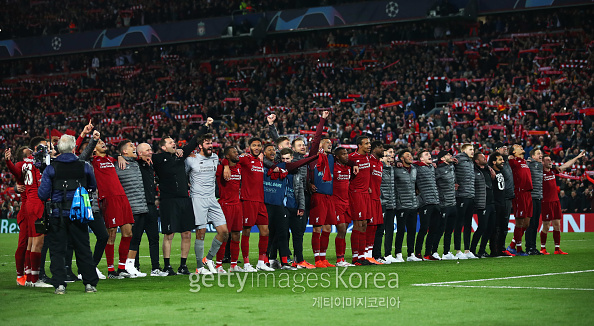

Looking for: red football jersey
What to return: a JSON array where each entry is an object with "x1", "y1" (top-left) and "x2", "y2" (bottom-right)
[
  {"x1": 22, "y1": 156, "x2": 42, "y2": 203},
  {"x1": 542, "y1": 169, "x2": 559, "y2": 203},
  {"x1": 216, "y1": 164, "x2": 241, "y2": 205},
  {"x1": 8, "y1": 160, "x2": 28, "y2": 203},
  {"x1": 332, "y1": 161, "x2": 351, "y2": 205},
  {"x1": 92, "y1": 155, "x2": 126, "y2": 199},
  {"x1": 348, "y1": 151, "x2": 371, "y2": 193},
  {"x1": 509, "y1": 157, "x2": 533, "y2": 192},
  {"x1": 369, "y1": 155, "x2": 383, "y2": 200},
  {"x1": 236, "y1": 154, "x2": 264, "y2": 202}
]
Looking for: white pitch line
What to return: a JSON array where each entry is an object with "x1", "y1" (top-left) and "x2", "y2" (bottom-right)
[
  {"x1": 416, "y1": 284, "x2": 594, "y2": 291},
  {"x1": 411, "y1": 269, "x2": 594, "y2": 286}
]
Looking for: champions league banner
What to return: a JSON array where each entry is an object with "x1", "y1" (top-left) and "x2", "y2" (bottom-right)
[{"x1": 0, "y1": 0, "x2": 589, "y2": 60}]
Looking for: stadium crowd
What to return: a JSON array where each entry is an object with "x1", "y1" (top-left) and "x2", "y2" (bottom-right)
[{"x1": 2, "y1": 7, "x2": 593, "y2": 212}]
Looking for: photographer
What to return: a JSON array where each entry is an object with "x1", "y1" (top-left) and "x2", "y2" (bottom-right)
[{"x1": 38, "y1": 135, "x2": 99, "y2": 294}]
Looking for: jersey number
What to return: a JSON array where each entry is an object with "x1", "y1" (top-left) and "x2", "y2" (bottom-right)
[{"x1": 22, "y1": 163, "x2": 33, "y2": 186}]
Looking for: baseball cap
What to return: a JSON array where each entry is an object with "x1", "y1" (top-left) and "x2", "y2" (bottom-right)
[
  {"x1": 494, "y1": 142, "x2": 508, "y2": 150},
  {"x1": 437, "y1": 150, "x2": 452, "y2": 161}
]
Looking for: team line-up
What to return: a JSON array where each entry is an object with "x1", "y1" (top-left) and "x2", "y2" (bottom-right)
[{"x1": 4, "y1": 111, "x2": 584, "y2": 294}]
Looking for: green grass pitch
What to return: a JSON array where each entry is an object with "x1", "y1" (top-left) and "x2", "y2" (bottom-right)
[{"x1": 1, "y1": 232, "x2": 593, "y2": 325}]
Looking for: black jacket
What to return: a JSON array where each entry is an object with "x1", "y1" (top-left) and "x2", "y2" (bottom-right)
[
  {"x1": 152, "y1": 128, "x2": 207, "y2": 199},
  {"x1": 138, "y1": 158, "x2": 157, "y2": 205},
  {"x1": 502, "y1": 156, "x2": 515, "y2": 200},
  {"x1": 474, "y1": 166, "x2": 486, "y2": 210}
]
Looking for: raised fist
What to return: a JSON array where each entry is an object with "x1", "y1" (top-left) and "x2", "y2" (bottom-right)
[{"x1": 267, "y1": 114, "x2": 277, "y2": 125}]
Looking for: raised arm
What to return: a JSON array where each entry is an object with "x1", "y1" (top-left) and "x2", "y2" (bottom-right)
[
  {"x1": 267, "y1": 114, "x2": 279, "y2": 141},
  {"x1": 307, "y1": 111, "x2": 329, "y2": 157},
  {"x1": 77, "y1": 119, "x2": 94, "y2": 153},
  {"x1": 5, "y1": 149, "x2": 22, "y2": 180},
  {"x1": 79, "y1": 131, "x2": 99, "y2": 162},
  {"x1": 181, "y1": 117, "x2": 213, "y2": 158},
  {"x1": 283, "y1": 154, "x2": 318, "y2": 173},
  {"x1": 558, "y1": 150, "x2": 586, "y2": 172}
]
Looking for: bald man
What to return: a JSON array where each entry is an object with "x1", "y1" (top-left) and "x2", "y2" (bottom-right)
[{"x1": 134, "y1": 143, "x2": 168, "y2": 276}]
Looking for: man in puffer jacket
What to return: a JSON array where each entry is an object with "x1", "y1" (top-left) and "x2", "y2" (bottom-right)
[
  {"x1": 454, "y1": 144, "x2": 477, "y2": 259},
  {"x1": 115, "y1": 140, "x2": 149, "y2": 278},
  {"x1": 435, "y1": 150, "x2": 458, "y2": 260},
  {"x1": 377, "y1": 146, "x2": 397, "y2": 263},
  {"x1": 414, "y1": 149, "x2": 441, "y2": 261},
  {"x1": 393, "y1": 149, "x2": 419, "y2": 262},
  {"x1": 525, "y1": 148, "x2": 544, "y2": 255}
]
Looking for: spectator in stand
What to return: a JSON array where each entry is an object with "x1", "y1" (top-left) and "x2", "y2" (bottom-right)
[{"x1": 1, "y1": 6, "x2": 593, "y2": 215}]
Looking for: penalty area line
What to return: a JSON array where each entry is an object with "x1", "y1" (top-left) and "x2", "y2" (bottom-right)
[
  {"x1": 413, "y1": 284, "x2": 594, "y2": 291},
  {"x1": 411, "y1": 269, "x2": 594, "y2": 287}
]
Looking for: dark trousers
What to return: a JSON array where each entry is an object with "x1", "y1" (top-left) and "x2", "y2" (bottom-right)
[
  {"x1": 418, "y1": 204, "x2": 441, "y2": 256},
  {"x1": 287, "y1": 207, "x2": 307, "y2": 262},
  {"x1": 490, "y1": 201, "x2": 510, "y2": 254},
  {"x1": 40, "y1": 239, "x2": 49, "y2": 276},
  {"x1": 441, "y1": 206, "x2": 457, "y2": 254},
  {"x1": 88, "y1": 213, "x2": 108, "y2": 266},
  {"x1": 395, "y1": 208, "x2": 418, "y2": 256},
  {"x1": 525, "y1": 199, "x2": 542, "y2": 251},
  {"x1": 266, "y1": 204, "x2": 290, "y2": 260},
  {"x1": 372, "y1": 207, "x2": 391, "y2": 258},
  {"x1": 129, "y1": 204, "x2": 161, "y2": 270},
  {"x1": 470, "y1": 204, "x2": 496, "y2": 254},
  {"x1": 44, "y1": 210, "x2": 108, "y2": 276},
  {"x1": 47, "y1": 217, "x2": 98, "y2": 288},
  {"x1": 379, "y1": 208, "x2": 396, "y2": 257},
  {"x1": 455, "y1": 197, "x2": 474, "y2": 251},
  {"x1": 424, "y1": 205, "x2": 444, "y2": 256}
]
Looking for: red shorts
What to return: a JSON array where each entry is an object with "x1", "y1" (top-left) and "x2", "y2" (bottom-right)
[
  {"x1": 349, "y1": 192, "x2": 369, "y2": 221},
  {"x1": 241, "y1": 200, "x2": 268, "y2": 227},
  {"x1": 542, "y1": 201, "x2": 562, "y2": 222},
  {"x1": 100, "y1": 195, "x2": 134, "y2": 229},
  {"x1": 220, "y1": 202, "x2": 243, "y2": 232},
  {"x1": 25, "y1": 200, "x2": 44, "y2": 238},
  {"x1": 334, "y1": 201, "x2": 351, "y2": 225},
  {"x1": 369, "y1": 200, "x2": 383, "y2": 226},
  {"x1": 513, "y1": 191, "x2": 532, "y2": 219},
  {"x1": 309, "y1": 193, "x2": 337, "y2": 226}
]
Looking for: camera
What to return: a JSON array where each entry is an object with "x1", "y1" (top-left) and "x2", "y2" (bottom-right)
[{"x1": 33, "y1": 144, "x2": 51, "y2": 173}]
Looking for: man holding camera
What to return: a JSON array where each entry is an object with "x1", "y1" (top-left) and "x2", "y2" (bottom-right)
[{"x1": 38, "y1": 135, "x2": 99, "y2": 294}]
